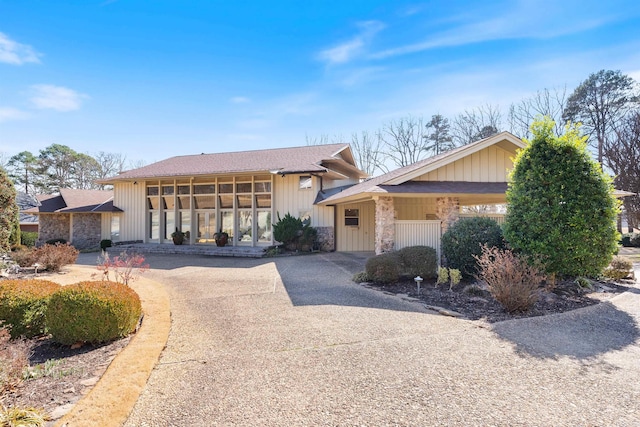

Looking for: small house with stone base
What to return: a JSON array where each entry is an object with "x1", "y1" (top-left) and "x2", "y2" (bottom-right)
[
  {"x1": 100, "y1": 144, "x2": 367, "y2": 250},
  {"x1": 316, "y1": 132, "x2": 527, "y2": 257},
  {"x1": 27, "y1": 189, "x2": 121, "y2": 250}
]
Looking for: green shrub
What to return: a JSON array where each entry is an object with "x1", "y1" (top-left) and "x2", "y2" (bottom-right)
[
  {"x1": 272, "y1": 212, "x2": 317, "y2": 251},
  {"x1": 100, "y1": 239, "x2": 113, "y2": 250},
  {"x1": 0, "y1": 279, "x2": 62, "y2": 338},
  {"x1": 20, "y1": 232, "x2": 38, "y2": 248},
  {"x1": 631, "y1": 234, "x2": 640, "y2": 248},
  {"x1": 47, "y1": 281, "x2": 142, "y2": 345},
  {"x1": 504, "y1": 118, "x2": 619, "y2": 278},
  {"x1": 365, "y1": 253, "x2": 400, "y2": 284},
  {"x1": 475, "y1": 245, "x2": 545, "y2": 313},
  {"x1": 441, "y1": 217, "x2": 504, "y2": 277},
  {"x1": 0, "y1": 167, "x2": 18, "y2": 253},
  {"x1": 397, "y1": 246, "x2": 438, "y2": 279},
  {"x1": 621, "y1": 234, "x2": 632, "y2": 247},
  {"x1": 603, "y1": 256, "x2": 633, "y2": 280}
]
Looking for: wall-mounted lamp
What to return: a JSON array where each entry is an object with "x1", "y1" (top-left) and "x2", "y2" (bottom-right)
[{"x1": 133, "y1": 181, "x2": 138, "y2": 185}]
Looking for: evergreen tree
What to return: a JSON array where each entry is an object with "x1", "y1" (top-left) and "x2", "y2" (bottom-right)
[
  {"x1": 504, "y1": 117, "x2": 619, "y2": 277},
  {"x1": 0, "y1": 167, "x2": 19, "y2": 252}
]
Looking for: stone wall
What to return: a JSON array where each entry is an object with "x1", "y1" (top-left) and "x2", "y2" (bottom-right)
[
  {"x1": 315, "y1": 226, "x2": 335, "y2": 252},
  {"x1": 37, "y1": 214, "x2": 70, "y2": 245},
  {"x1": 71, "y1": 213, "x2": 102, "y2": 250},
  {"x1": 374, "y1": 196, "x2": 395, "y2": 255},
  {"x1": 436, "y1": 197, "x2": 460, "y2": 233}
]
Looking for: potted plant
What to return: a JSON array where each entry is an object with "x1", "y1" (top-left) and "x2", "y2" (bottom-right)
[
  {"x1": 213, "y1": 229, "x2": 229, "y2": 247},
  {"x1": 171, "y1": 228, "x2": 185, "y2": 245}
]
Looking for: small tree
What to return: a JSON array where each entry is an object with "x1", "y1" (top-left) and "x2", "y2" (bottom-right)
[
  {"x1": 504, "y1": 117, "x2": 620, "y2": 278},
  {"x1": 0, "y1": 167, "x2": 18, "y2": 253}
]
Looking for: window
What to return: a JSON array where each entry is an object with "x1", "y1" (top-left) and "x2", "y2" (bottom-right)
[
  {"x1": 345, "y1": 209, "x2": 359, "y2": 226},
  {"x1": 110, "y1": 216, "x2": 120, "y2": 242},
  {"x1": 299, "y1": 176, "x2": 312, "y2": 190}
]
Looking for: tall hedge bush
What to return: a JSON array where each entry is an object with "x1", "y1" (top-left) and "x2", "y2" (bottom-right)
[
  {"x1": 0, "y1": 279, "x2": 62, "y2": 338},
  {"x1": 503, "y1": 117, "x2": 619, "y2": 277}
]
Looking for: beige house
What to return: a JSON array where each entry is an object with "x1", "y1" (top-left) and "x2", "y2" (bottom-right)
[
  {"x1": 317, "y1": 132, "x2": 527, "y2": 256},
  {"x1": 101, "y1": 144, "x2": 367, "y2": 250}
]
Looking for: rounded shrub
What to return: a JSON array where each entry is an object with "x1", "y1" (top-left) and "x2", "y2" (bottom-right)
[
  {"x1": 365, "y1": 253, "x2": 400, "y2": 284},
  {"x1": 441, "y1": 217, "x2": 504, "y2": 277},
  {"x1": 0, "y1": 279, "x2": 62, "y2": 338},
  {"x1": 397, "y1": 246, "x2": 438, "y2": 279},
  {"x1": 47, "y1": 281, "x2": 142, "y2": 345},
  {"x1": 603, "y1": 256, "x2": 633, "y2": 280}
]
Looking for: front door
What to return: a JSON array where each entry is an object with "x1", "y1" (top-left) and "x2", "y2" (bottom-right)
[{"x1": 196, "y1": 212, "x2": 216, "y2": 243}]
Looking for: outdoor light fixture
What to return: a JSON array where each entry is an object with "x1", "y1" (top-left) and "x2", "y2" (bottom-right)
[{"x1": 414, "y1": 276, "x2": 423, "y2": 294}]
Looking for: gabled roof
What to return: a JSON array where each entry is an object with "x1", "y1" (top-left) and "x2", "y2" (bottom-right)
[
  {"x1": 102, "y1": 143, "x2": 367, "y2": 183},
  {"x1": 318, "y1": 131, "x2": 526, "y2": 205},
  {"x1": 26, "y1": 189, "x2": 122, "y2": 214}
]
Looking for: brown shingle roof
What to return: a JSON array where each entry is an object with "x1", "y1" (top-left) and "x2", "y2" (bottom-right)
[
  {"x1": 28, "y1": 189, "x2": 121, "y2": 213},
  {"x1": 103, "y1": 143, "x2": 360, "y2": 182}
]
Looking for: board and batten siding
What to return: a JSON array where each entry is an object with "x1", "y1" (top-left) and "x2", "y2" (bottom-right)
[
  {"x1": 113, "y1": 181, "x2": 146, "y2": 241},
  {"x1": 416, "y1": 145, "x2": 514, "y2": 182},
  {"x1": 394, "y1": 198, "x2": 437, "y2": 220},
  {"x1": 395, "y1": 220, "x2": 442, "y2": 260},
  {"x1": 101, "y1": 213, "x2": 112, "y2": 240},
  {"x1": 335, "y1": 201, "x2": 375, "y2": 251},
  {"x1": 273, "y1": 174, "x2": 334, "y2": 227}
]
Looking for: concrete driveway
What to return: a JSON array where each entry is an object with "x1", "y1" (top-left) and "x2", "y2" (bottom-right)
[{"x1": 100, "y1": 252, "x2": 640, "y2": 426}]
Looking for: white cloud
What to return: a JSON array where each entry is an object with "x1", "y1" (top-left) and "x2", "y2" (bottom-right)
[
  {"x1": 0, "y1": 107, "x2": 30, "y2": 122},
  {"x1": 370, "y1": 3, "x2": 618, "y2": 60},
  {"x1": 230, "y1": 96, "x2": 251, "y2": 104},
  {"x1": 317, "y1": 21, "x2": 385, "y2": 65},
  {"x1": 0, "y1": 32, "x2": 41, "y2": 65},
  {"x1": 29, "y1": 85, "x2": 88, "y2": 111}
]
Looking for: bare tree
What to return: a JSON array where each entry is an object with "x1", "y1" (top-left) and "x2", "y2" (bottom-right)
[
  {"x1": 305, "y1": 133, "x2": 346, "y2": 146},
  {"x1": 350, "y1": 131, "x2": 385, "y2": 176},
  {"x1": 451, "y1": 104, "x2": 502, "y2": 145},
  {"x1": 508, "y1": 87, "x2": 568, "y2": 139},
  {"x1": 605, "y1": 111, "x2": 640, "y2": 230},
  {"x1": 563, "y1": 70, "x2": 639, "y2": 164},
  {"x1": 74, "y1": 153, "x2": 102, "y2": 190},
  {"x1": 380, "y1": 116, "x2": 429, "y2": 168}
]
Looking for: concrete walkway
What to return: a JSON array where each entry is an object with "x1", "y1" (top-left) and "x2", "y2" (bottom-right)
[{"x1": 116, "y1": 252, "x2": 640, "y2": 426}]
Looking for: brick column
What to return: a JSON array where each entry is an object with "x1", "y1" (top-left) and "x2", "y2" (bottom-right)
[
  {"x1": 374, "y1": 196, "x2": 395, "y2": 255},
  {"x1": 436, "y1": 197, "x2": 460, "y2": 233}
]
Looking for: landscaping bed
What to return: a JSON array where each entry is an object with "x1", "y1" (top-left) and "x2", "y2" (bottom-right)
[{"x1": 364, "y1": 276, "x2": 635, "y2": 323}]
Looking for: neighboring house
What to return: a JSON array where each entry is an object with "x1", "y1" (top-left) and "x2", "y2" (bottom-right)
[
  {"x1": 16, "y1": 192, "x2": 39, "y2": 233},
  {"x1": 101, "y1": 144, "x2": 367, "y2": 250},
  {"x1": 26, "y1": 189, "x2": 122, "y2": 249},
  {"x1": 316, "y1": 132, "x2": 527, "y2": 256}
]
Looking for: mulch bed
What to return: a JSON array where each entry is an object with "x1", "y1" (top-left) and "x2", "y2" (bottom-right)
[
  {"x1": 364, "y1": 276, "x2": 635, "y2": 323},
  {"x1": 2, "y1": 336, "x2": 131, "y2": 422}
]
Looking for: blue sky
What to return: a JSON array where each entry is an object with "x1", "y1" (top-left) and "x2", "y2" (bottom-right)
[{"x1": 1, "y1": 0, "x2": 639, "y2": 166}]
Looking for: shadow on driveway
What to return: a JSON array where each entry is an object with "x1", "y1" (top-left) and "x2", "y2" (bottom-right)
[{"x1": 492, "y1": 300, "x2": 639, "y2": 360}]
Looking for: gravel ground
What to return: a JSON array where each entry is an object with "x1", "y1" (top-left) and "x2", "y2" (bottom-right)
[{"x1": 121, "y1": 252, "x2": 640, "y2": 426}]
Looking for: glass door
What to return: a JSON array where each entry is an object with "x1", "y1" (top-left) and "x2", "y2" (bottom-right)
[{"x1": 196, "y1": 212, "x2": 216, "y2": 243}]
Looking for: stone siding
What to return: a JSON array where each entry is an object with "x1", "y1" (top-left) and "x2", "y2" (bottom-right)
[
  {"x1": 374, "y1": 196, "x2": 395, "y2": 255},
  {"x1": 315, "y1": 226, "x2": 334, "y2": 252},
  {"x1": 37, "y1": 214, "x2": 70, "y2": 245},
  {"x1": 436, "y1": 197, "x2": 460, "y2": 233},
  {"x1": 71, "y1": 213, "x2": 103, "y2": 250}
]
